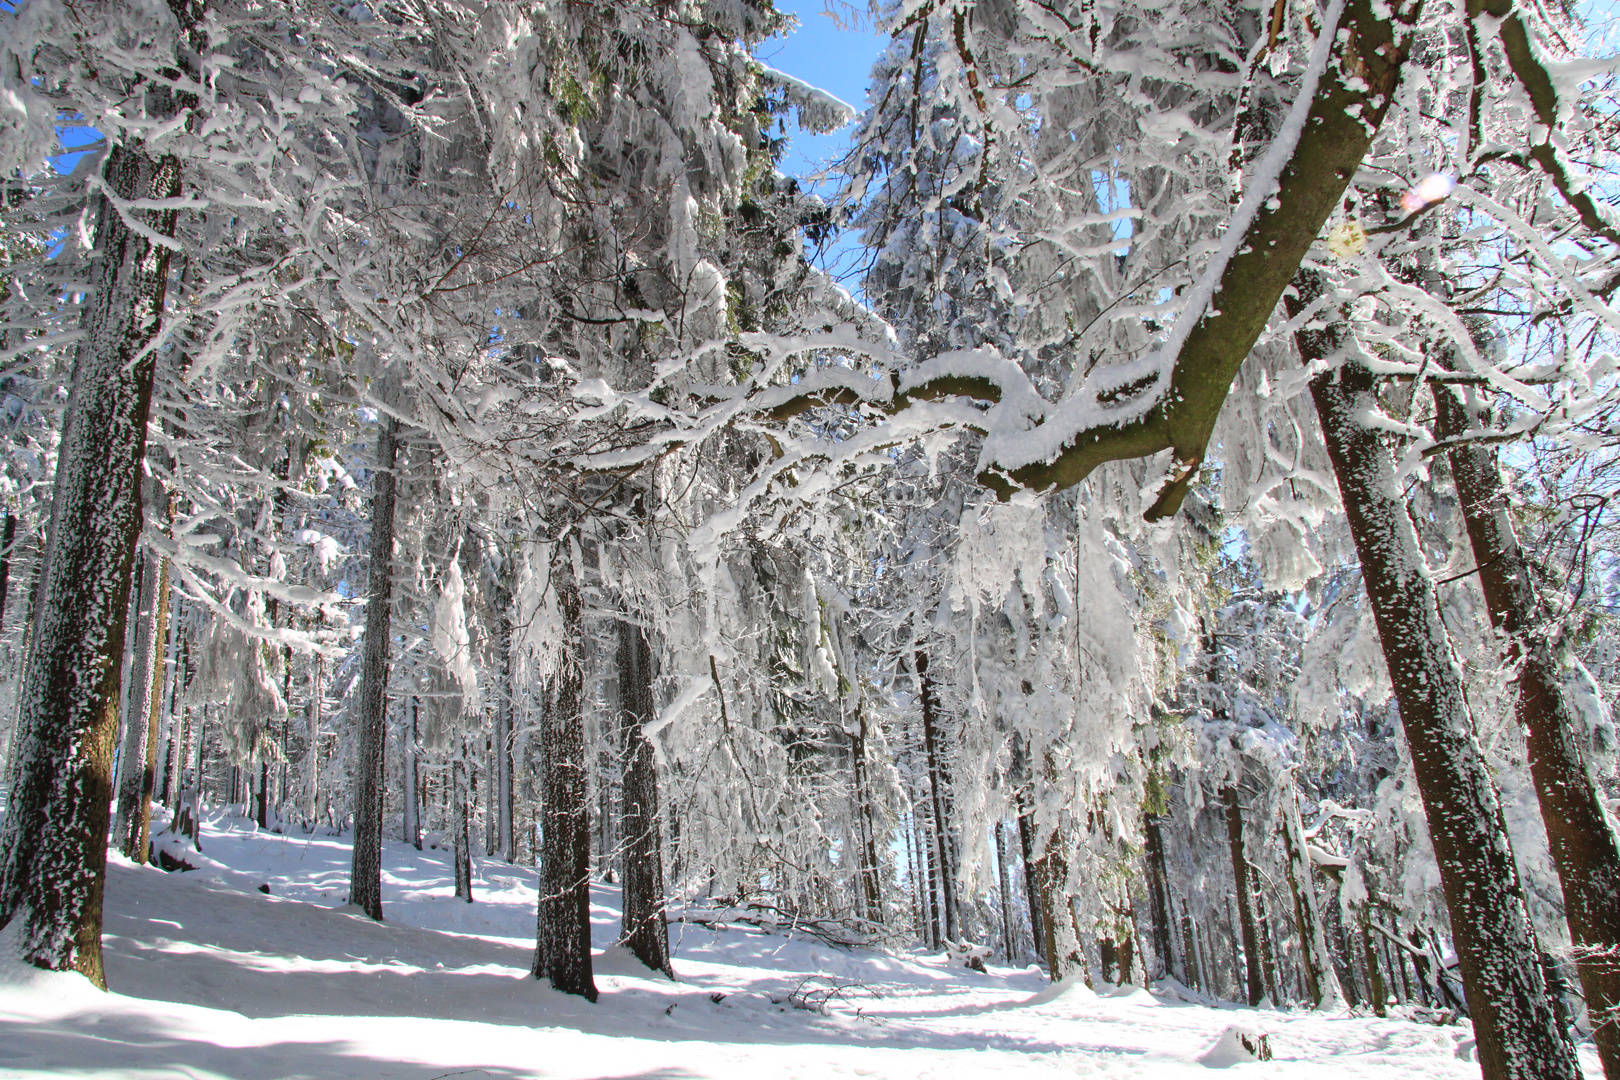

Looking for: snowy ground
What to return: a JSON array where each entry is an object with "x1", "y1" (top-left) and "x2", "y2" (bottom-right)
[{"x1": 0, "y1": 809, "x2": 1594, "y2": 1080}]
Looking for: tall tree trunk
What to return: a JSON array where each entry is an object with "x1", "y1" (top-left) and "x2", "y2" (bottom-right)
[
  {"x1": 453, "y1": 748, "x2": 473, "y2": 903},
  {"x1": 533, "y1": 563, "x2": 597, "y2": 1000},
  {"x1": 403, "y1": 696, "x2": 420, "y2": 850},
  {"x1": 852, "y1": 707, "x2": 883, "y2": 925},
  {"x1": 1305, "y1": 345, "x2": 1578, "y2": 1079},
  {"x1": 131, "y1": 557, "x2": 171, "y2": 862},
  {"x1": 1279, "y1": 770, "x2": 1345, "y2": 1009},
  {"x1": 1224, "y1": 784, "x2": 1265, "y2": 1006},
  {"x1": 1143, "y1": 810, "x2": 1176, "y2": 980},
  {"x1": 995, "y1": 820, "x2": 1016, "y2": 961},
  {"x1": 1037, "y1": 828, "x2": 1071, "y2": 982},
  {"x1": 1016, "y1": 792, "x2": 1044, "y2": 968},
  {"x1": 914, "y1": 650, "x2": 958, "y2": 942},
  {"x1": 348, "y1": 415, "x2": 400, "y2": 921},
  {"x1": 1361, "y1": 910, "x2": 1388, "y2": 1017},
  {"x1": 1436, "y1": 384, "x2": 1620, "y2": 1079},
  {"x1": 114, "y1": 547, "x2": 163, "y2": 857},
  {"x1": 0, "y1": 511, "x2": 15, "y2": 635},
  {"x1": 0, "y1": 133, "x2": 185, "y2": 986},
  {"x1": 617, "y1": 618, "x2": 671, "y2": 976},
  {"x1": 494, "y1": 601, "x2": 514, "y2": 863}
]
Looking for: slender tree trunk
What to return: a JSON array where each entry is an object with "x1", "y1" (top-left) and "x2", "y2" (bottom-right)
[
  {"x1": 1279, "y1": 771, "x2": 1345, "y2": 1009},
  {"x1": 1305, "y1": 345, "x2": 1578, "y2": 1078},
  {"x1": 0, "y1": 511, "x2": 15, "y2": 636},
  {"x1": 1223, "y1": 784, "x2": 1265, "y2": 1006},
  {"x1": 852, "y1": 707, "x2": 883, "y2": 925},
  {"x1": 995, "y1": 820, "x2": 1016, "y2": 961},
  {"x1": 532, "y1": 562, "x2": 597, "y2": 1000},
  {"x1": 304, "y1": 634, "x2": 323, "y2": 824},
  {"x1": 131, "y1": 557, "x2": 171, "y2": 862},
  {"x1": 114, "y1": 547, "x2": 163, "y2": 857},
  {"x1": 1181, "y1": 911, "x2": 1202, "y2": 990},
  {"x1": 1017, "y1": 793, "x2": 1044, "y2": 968},
  {"x1": 494, "y1": 602, "x2": 514, "y2": 863},
  {"x1": 348, "y1": 415, "x2": 400, "y2": 921},
  {"x1": 1143, "y1": 810, "x2": 1175, "y2": 980},
  {"x1": 914, "y1": 650, "x2": 958, "y2": 942},
  {"x1": 403, "y1": 696, "x2": 420, "y2": 850},
  {"x1": 0, "y1": 134, "x2": 185, "y2": 986},
  {"x1": 1436, "y1": 384, "x2": 1620, "y2": 1078},
  {"x1": 453, "y1": 748, "x2": 473, "y2": 903},
  {"x1": 617, "y1": 618, "x2": 671, "y2": 975}
]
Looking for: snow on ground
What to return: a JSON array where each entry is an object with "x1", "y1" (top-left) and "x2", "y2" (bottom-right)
[{"x1": 0, "y1": 808, "x2": 1590, "y2": 1079}]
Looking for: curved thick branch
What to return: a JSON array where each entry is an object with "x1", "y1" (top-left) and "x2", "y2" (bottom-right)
[{"x1": 752, "y1": 0, "x2": 1421, "y2": 520}]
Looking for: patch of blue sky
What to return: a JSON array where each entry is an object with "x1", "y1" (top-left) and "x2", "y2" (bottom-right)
[{"x1": 756, "y1": 1, "x2": 887, "y2": 285}]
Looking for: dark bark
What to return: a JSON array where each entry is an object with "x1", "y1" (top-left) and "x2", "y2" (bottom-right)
[
  {"x1": 348, "y1": 415, "x2": 400, "y2": 921},
  {"x1": 1361, "y1": 912, "x2": 1387, "y2": 1017},
  {"x1": 494, "y1": 603, "x2": 514, "y2": 863},
  {"x1": 1280, "y1": 773, "x2": 1344, "y2": 1008},
  {"x1": 403, "y1": 697, "x2": 421, "y2": 850},
  {"x1": 0, "y1": 511, "x2": 15, "y2": 633},
  {"x1": 453, "y1": 750, "x2": 473, "y2": 903},
  {"x1": 1306, "y1": 350, "x2": 1578, "y2": 1079},
  {"x1": 914, "y1": 651, "x2": 958, "y2": 942},
  {"x1": 851, "y1": 707, "x2": 883, "y2": 926},
  {"x1": 114, "y1": 548, "x2": 163, "y2": 858},
  {"x1": 132, "y1": 557, "x2": 171, "y2": 862},
  {"x1": 0, "y1": 135, "x2": 184, "y2": 987},
  {"x1": 1143, "y1": 811, "x2": 1175, "y2": 980},
  {"x1": 1435, "y1": 384, "x2": 1620, "y2": 1079},
  {"x1": 1016, "y1": 792, "x2": 1044, "y2": 967},
  {"x1": 1224, "y1": 785, "x2": 1265, "y2": 1006},
  {"x1": 532, "y1": 564, "x2": 597, "y2": 1000},
  {"x1": 616, "y1": 618, "x2": 670, "y2": 975}
]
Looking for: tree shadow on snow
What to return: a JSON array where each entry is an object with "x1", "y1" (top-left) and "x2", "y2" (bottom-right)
[{"x1": 0, "y1": 1011, "x2": 541, "y2": 1080}]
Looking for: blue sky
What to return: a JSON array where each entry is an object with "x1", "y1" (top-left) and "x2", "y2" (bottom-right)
[
  {"x1": 757, "y1": 1, "x2": 887, "y2": 181},
  {"x1": 756, "y1": 1, "x2": 889, "y2": 281}
]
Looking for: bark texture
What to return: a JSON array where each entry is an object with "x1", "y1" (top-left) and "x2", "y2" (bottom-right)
[
  {"x1": 1309, "y1": 357, "x2": 1578, "y2": 1080},
  {"x1": 1280, "y1": 772, "x2": 1345, "y2": 1009},
  {"x1": 533, "y1": 564, "x2": 597, "y2": 1000},
  {"x1": 1224, "y1": 784, "x2": 1265, "y2": 1007},
  {"x1": 1435, "y1": 384, "x2": 1620, "y2": 1078},
  {"x1": 914, "y1": 651, "x2": 958, "y2": 942},
  {"x1": 348, "y1": 415, "x2": 400, "y2": 921},
  {"x1": 113, "y1": 547, "x2": 163, "y2": 858},
  {"x1": 617, "y1": 618, "x2": 671, "y2": 976},
  {"x1": 0, "y1": 138, "x2": 183, "y2": 987}
]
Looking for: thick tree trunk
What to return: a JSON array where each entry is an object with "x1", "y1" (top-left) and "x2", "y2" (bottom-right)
[
  {"x1": 1223, "y1": 785, "x2": 1265, "y2": 1006},
  {"x1": 617, "y1": 618, "x2": 671, "y2": 976},
  {"x1": 1279, "y1": 771, "x2": 1345, "y2": 1009},
  {"x1": 532, "y1": 563, "x2": 597, "y2": 1000},
  {"x1": 914, "y1": 651, "x2": 958, "y2": 942},
  {"x1": 1307, "y1": 351, "x2": 1578, "y2": 1079},
  {"x1": 1435, "y1": 384, "x2": 1620, "y2": 1079},
  {"x1": 348, "y1": 415, "x2": 400, "y2": 921},
  {"x1": 0, "y1": 138, "x2": 184, "y2": 987}
]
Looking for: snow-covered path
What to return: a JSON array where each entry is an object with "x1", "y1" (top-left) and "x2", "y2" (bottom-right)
[{"x1": 0, "y1": 813, "x2": 1574, "y2": 1079}]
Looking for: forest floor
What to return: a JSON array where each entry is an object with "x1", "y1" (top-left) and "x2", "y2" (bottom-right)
[{"x1": 0, "y1": 808, "x2": 1598, "y2": 1079}]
